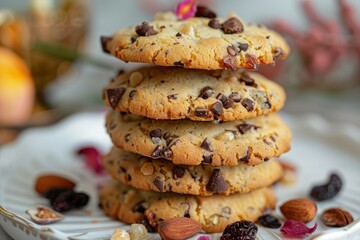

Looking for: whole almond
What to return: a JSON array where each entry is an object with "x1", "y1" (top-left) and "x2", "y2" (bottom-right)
[
  {"x1": 321, "y1": 208, "x2": 353, "y2": 227},
  {"x1": 280, "y1": 198, "x2": 317, "y2": 223},
  {"x1": 158, "y1": 217, "x2": 201, "y2": 240},
  {"x1": 35, "y1": 174, "x2": 76, "y2": 195}
]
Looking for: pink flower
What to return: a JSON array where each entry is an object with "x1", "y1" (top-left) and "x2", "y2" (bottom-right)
[
  {"x1": 176, "y1": 0, "x2": 197, "y2": 20},
  {"x1": 77, "y1": 146, "x2": 104, "y2": 175},
  {"x1": 280, "y1": 220, "x2": 317, "y2": 238}
]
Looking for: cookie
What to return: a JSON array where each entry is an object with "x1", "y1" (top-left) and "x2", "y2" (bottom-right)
[
  {"x1": 99, "y1": 181, "x2": 276, "y2": 233},
  {"x1": 101, "y1": 11, "x2": 289, "y2": 70},
  {"x1": 103, "y1": 147, "x2": 283, "y2": 196},
  {"x1": 103, "y1": 67, "x2": 286, "y2": 121},
  {"x1": 106, "y1": 111, "x2": 291, "y2": 166}
]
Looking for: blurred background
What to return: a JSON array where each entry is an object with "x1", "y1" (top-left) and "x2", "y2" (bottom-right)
[{"x1": 0, "y1": 0, "x2": 360, "y2": 146}]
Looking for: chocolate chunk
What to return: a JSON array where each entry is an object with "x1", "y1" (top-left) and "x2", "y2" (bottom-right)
[
  {"x1": 173, "y1": 61, "x2": 184, "y2": 67},
  {"x1": 150, "y1": 129, "x2": 162, "y2": 138},
  {"x1": 208, "y1": 18, "x2": 221, "y2": 29},
  {"x1": 153, "y1": 177, "x2": 164, "y2": 191},
  {"x1": 132, "y1": 201, "x2": 147, "y2": 213},
  {"x1": 227, "y1": 46, "x2": 240, "y2": 56},
  {"x1": 237, "y1": 124, "x2": 259, "y2": 134},
  {"x1": 176, "y1": 32, "x2": 182, "y2": 38},
  {"x1": 160, "y1": 148, "x2": 173, "y2": 159},
  {"x1": 229, "y1": 92, "x2": 241, "y2": 102},
  {"x1": 194, "y1": 108, "x2": 209, "y2": 118},
  {"x1": 124, "y1": 133, "x2": 131, "y2": 142},
  {"x1": 201, "y1": 138, "x2": 214, "y2": 152},
  {"x1": 151, "y1": 146, "x2": 163, "y2": 158},
  {"x1": 195, "y1": 6, "x2": 217, "y2": 18},
  {"x1": 129, "y1": 90, "x2": 137, "y2": 99},
  {"x1": 206, "y1": 169, "x2": 229, "y2": 193},
  {"x1": 223, "y1": 55, "x2": 237, "y2": 70},
  {"x1": 135, "y1": 22, "x2": 157, "y2": 36},
  {"x1": 163, "y1": 132, "x2": 171, "y2": 140},
  {"x1": 238, "y1": 148, "x2": 251, "y2": 163},
  {"x1": 238, "y1": 43, "x2": 249, "y2": 52},
  {"x1": 241, "y1": 98, "x2": 255, "y2": 111},
  {"x1": 100, "y1": 36, "x2": 112, "y2": 54},
  {"x1": 167, "y1": 94, "x2": 178, "y2": 100},
  {"x1": 199, "y1": 86, "x2": 215, "y2": 99},
  {"x1": 223, "y1": 98, "x2": 234, "y2": 109},
  {"x1": 222, "y1": 17, "x2": 244, "y2": 34},
  {"x1": 107, "y1": 87, "x2": 126, "y2": 109},
  {"x1": 173, "y1": 166, "x2": 185, "y2": 180},
  {"x1": 216, "y1": 93, "x2": 227, "y2": 103},
  {"x1": 211, "y1": 101, "x2": 223, "y2": 116},
  {"x1": 240, "y1": 73, "x2": 257, "y2": 87},
  {"x1": 202, "y1": 154, "x2": 213, "y2": 164}
]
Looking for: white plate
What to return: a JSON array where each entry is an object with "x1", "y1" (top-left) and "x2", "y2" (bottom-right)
[{"x1": 0, "y1": 112, "x2": 359, "y2": 240}]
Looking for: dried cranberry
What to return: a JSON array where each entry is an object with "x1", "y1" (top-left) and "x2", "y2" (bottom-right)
[
  {"x1": 258, "y1": 214, "x2": 281, "y2": 229},
  {"x1": 310, "y1": 173, "x2": 342, "y2": 201},
  {"x1": 220, "y1": 220, "x2": 258, "y2": 240}
]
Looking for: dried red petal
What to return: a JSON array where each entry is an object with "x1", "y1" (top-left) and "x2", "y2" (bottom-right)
[
  {"x1": 176, "y1": 0, "x2": 197, "y2": 20},
  {"x1": 280, "y1": 220, "x2": 317, "y2": 238},
  {"x1": 197, "y1": 236, "x2": 210, "y2": 240},
  {"x1": 77, "y1": 146, "x2": 104, "y2": 175}
]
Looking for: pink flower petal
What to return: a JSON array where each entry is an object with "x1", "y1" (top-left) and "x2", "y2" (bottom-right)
[
  {"x1": 77, "y1": 146, "x2": 104, "y2": 175},
  {"x1": 176, "y1": 0, "x2": 197, "y2": 20},
  {"x1": 280, "y1": 220, "x2": 317, "y2": 238},
  {"x1": 197, "y1": 236, "x2": 210, "y2": 240}
]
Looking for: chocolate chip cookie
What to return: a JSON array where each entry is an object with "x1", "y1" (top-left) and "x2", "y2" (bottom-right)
[
  {"x1": 99, "y1": 181, "x2": 276, "y2": 233},
  {"x1": 103, "y1": 147, "x2": 283, "y2": 196},
  {"x1": 106, "y1": 111, "x2": 291, "y2": 166},
  {"x1": 101, "y1": 12, "x2": 289, "y2": 70},
  {"x1": 103, "y1": 67, "x2": 285, "y2": 121}
]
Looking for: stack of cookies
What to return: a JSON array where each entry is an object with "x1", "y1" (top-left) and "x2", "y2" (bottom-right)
[{"x1": 99, "y1": 9, "x2": 291, "y2": 234}]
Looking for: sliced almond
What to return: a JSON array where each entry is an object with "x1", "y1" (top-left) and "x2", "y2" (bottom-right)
[{"x1": 26, "y1": 205, "x2": 63, "y2": 224}]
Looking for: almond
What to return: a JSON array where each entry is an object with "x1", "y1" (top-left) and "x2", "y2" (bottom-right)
[
  {"x1": 35, "y1": 174, "x2": 76, "y2": 195},
  {"x1": 158, "y1": 217, "x2": 201, "y2": 240},
  {"x1": 280, "y1": 198, "x2": 317, "y2": 223}
]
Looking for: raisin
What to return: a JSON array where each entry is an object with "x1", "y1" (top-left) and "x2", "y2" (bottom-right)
[
  {"x1": 310, "y1": 173, "x2": 342, "y2": 201},
  {"x1": 51, "y1": 190, "x2": 89, "y2": 212},
  {"x1": 258, "y1": 214, "x2": 281, "y2": 229},
  {"x1": 220, "y1": 220, "x2": 258, "y2": 240},
  {"x1": 43, "y1": 188, "x2": 70, "y2": 202}
]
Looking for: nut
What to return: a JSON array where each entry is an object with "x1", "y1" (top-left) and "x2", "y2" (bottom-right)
[
  {"x1": 180, "y1": 23, "x2": 195, "y2": 36},
  {"x1": 26, "y1": 205, "x2": 63, "y2": 224},
  {"x1": 129, "y1": 72, "x2": 143, "y2": 87},
  {"x1": 111, "y1": 228, "x2": 130, "y2": 240},
  {"x1": 140, "y1": 162, "x2": 155, "y2": 176},
  {"x1": 280, "y1": 198, "x2": 317, "y2": 223},
  {"x1": 215, "y1": 131, "x2": 235, "y2": 141},
  {"x1": 321, "y1": 208, "x2": 353, "y2": 227},
  {"x1": 128, "y1": 223, "x2": 148, "y2": 239},
  {"x1": 158, "y1": 217, "x2": 202, "y2": 240},
  {"x1": 34, "y1": 174, "x2": 76, "y2": 195}
]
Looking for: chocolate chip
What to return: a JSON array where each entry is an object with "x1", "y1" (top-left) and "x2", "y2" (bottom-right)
[
  {"x1": 208, "y1": 18, "x2": 221, "y2": 29},
  {"x1": 195, "y1": 5, "x2": 217, "y2": 18},
  {"x1": 151, "y1": 146, "x2": 163, "y2": 158},
  {"x1": 216, "y1": 93, "x2": 227, "y2": 103},
  {"x1": 132, "y1": 201, "x2": 146, "y2": 213},
  {"x1": 167, "y1": 94, "x2": 178, "y2": 100},
  {"x1": 240, "y1": 73, "x2": 257, "y2": 87},
  {"x1": 176, "y1": 32, "x2": 182, "y2": 38},
  {"x1": 227, "y1": 46, "x2": 240, "y2": 56},
  {"x1": 238, "y1": 147, "x2": 251, "y2": 163},
  {"x1": 201, "y1": 138, "x2": 214, "y2": 152},
  {"x1": 173, "y1": 166, "x2": 185, "y2": 180},
  {"x1": 173, "y1": 61, "x2": 184, "y2": 67},
  {"x1": 223, "y1": 55, "x2": 237, "y2": 70},
  {"x1": 153, "y1": 177, "x2": 164, "y2": 191},
  {"x1": 135, "y1": 22, "x2": 157, "y2": 36},
  {"x1": 264, "y1": 157, "x2": 269, "y2": 162},
  {"x1": 223, "y1": 98, "x2": 234, "y2": 109},
  {"x1": 150, "y1": 129, "x2": 162, "y2": 138},
  {"x1": 100, "y1": 36, "x2": 112, "y2": 54},
  {"x1": 237, "y1": 124, "x2": 259, "y2": 134},
  {"x1": 211, "y1": 101, "x2": 223, "y2": 116},
  {"x1": 160, "y1": 148, "x2": 173, "y2": 159},
  {"x1": 238, "y1": 43, "x2": 249, "y2": 52},
  {"x1": 130, "y1": 36, "x2": 137, "y2": 43},
  {"x1": 202, "y1": 154, "x2": 213, "y2": 164},
  {"x1": 241, "y1": 98, "x2": 255, "y2": 111},
  {"x1": 229, "y1": 92, "x2": 241, "y2": 102},
  {"x1": 206, "y1": 169, "x2": 229, "y2": 194},
  {"x1": 163, "y1": 132, "x2": 171, "y2": 140},
  {"x1": 194, "y1": 108, "x2": 209, "y2": 118},
  {"x1": 222, "y1": 17, "x2": 244, "y2": 34},
  {"x1": 125, "y1": 133, "x2": 131, "y2": 142},
  {"x1": 107, "y1": 87, "x2": 126, "y2": 109},
  {"x1": 199, "y1": 86, "x2": 215, "y2": 99},
  {"x1": 129, "y1": 90, "x2": 137, "y2": 99}
]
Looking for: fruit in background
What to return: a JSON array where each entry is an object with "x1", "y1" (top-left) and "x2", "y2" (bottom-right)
[{"x1": 0, "y1": 47, "x2": 34, "y2": 126}]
